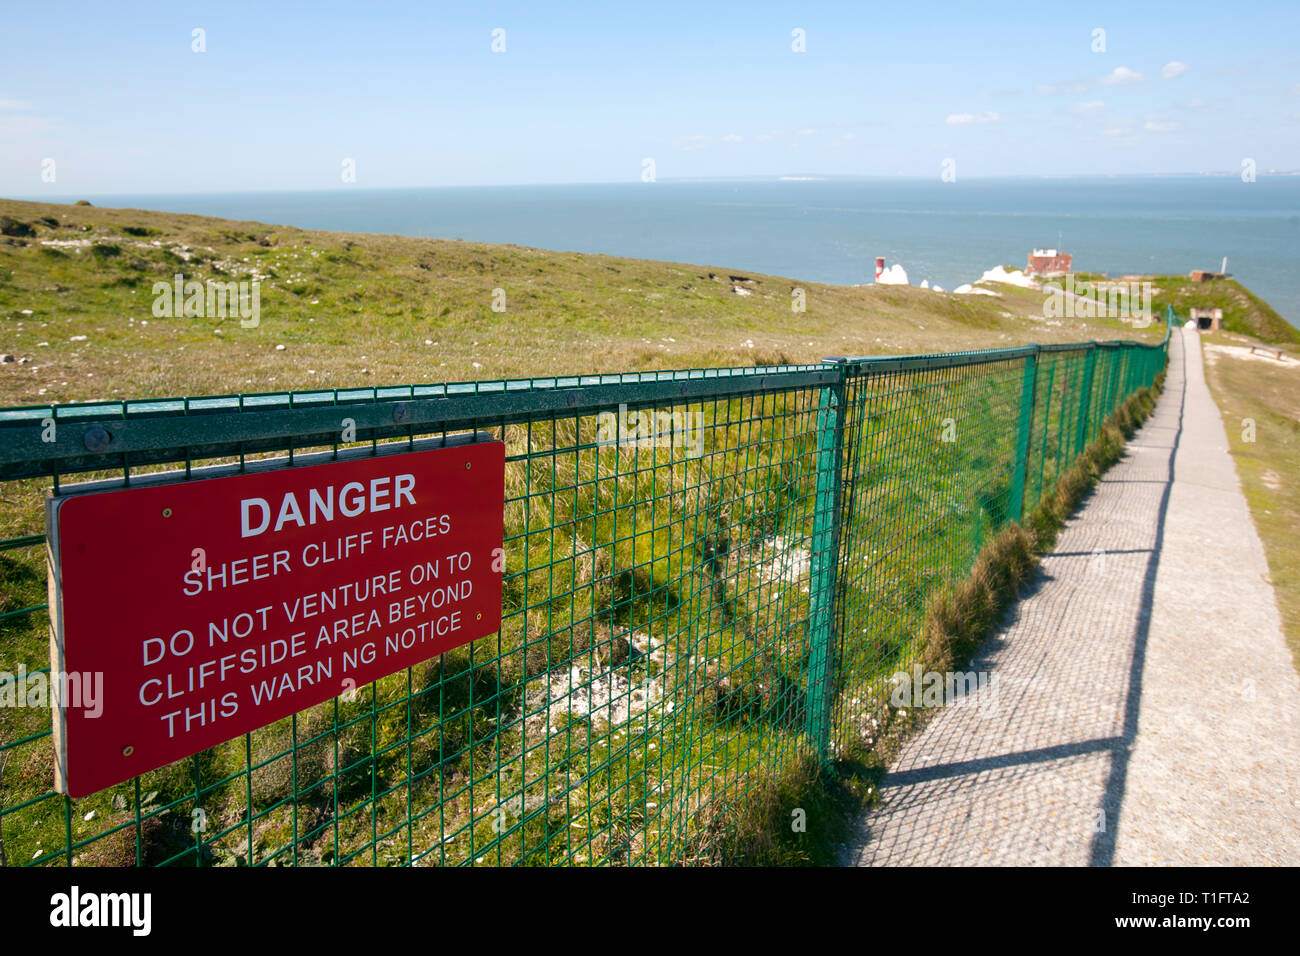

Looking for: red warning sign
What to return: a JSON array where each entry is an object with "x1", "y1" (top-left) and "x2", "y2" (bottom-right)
[{"x1": 46, "y1": 440, "x2": 505, "y2": 798}]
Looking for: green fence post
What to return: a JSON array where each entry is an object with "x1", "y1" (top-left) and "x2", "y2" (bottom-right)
[
  {"x1": 805, "y1": 360, "x2": 847, "y2": 760},
  {"x1": 1009, "y1": 347, "x2": 1039, "y2": 523},
  {"x1": 1099, "y1": 346, "x2": 1111, "y2": 419},
  {"x1": 1106, "y1": 345, "x2": 1120, "y2": 414},
  {"x1": 1100, "y1": 348, "x2": 1112, "y2": 428},
  {"x1": 1074, "y1": 345, "x2": 1097, "y2": 455},
  {"x1": 1034, "y1": 358, "x2": 1056, "y2": 514},
  {"x1": 1112, "y1": 348, "x2": 1123, "y2": 416}
]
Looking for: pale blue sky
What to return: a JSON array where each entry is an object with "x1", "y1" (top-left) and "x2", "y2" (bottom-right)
[{"x1": 2, "y1": 0, "x2": 1297, "y2": 194}]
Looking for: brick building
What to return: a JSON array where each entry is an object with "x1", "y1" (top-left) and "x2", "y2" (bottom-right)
[{"x1": 1026, "y1": 248, "x2": 1073, "y2": 276}]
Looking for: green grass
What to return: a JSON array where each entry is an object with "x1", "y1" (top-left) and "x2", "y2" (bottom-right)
[{"x1": 1202, "y1": 345, "x2": 1300, "y2": 672}]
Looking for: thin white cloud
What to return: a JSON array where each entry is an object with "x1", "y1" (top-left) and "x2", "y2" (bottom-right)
[
  {"x1": 0, "y1": 113, "x2": 52, "y2": 140},
  {"x1": 0, "y1": 98, "x2": 32, "y2": 110},
  {"x1": 946, "y1": 111, "x2": 1000, "y2": 125},
  {"x1": 1070, "y1": 100, "x2": 1106, "y2": 115},
  {"x1": 796, "y1": 128, "x2": 816, "y2": 136},
  {"x1": 1102, "y1": 67, "x2": 1144, "y2": 85},
  {"x1": 1161, "y1": 61, "x2": 1188, "y2": 80},
  {"x1": 1103, "y1": 128, "x2": 1127, "y2": 137},
  {"x1": 1037, "y1": 81, "x2": 1089, "y2": 95},
  {"x1": 1144, "y1": 118, "x2": 1179, "y2": 132},
  {"x1": 721, "y1": 133, "x2": 742, "y2": 143},
  {"x1": 1176, "y1": 98, "x2": 1208, "y2": 110}
]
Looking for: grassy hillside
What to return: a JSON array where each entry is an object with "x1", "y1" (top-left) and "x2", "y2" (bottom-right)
[
  {"x1": 1154, "y1": 277, "x2": 1299, "y2": 345},
  {"x1": 1074, "y1": 270, "x2": 1299, "y2": 347},
  {"x1": 0, "y1": 197, "x2": 1160, "y2": 409}
]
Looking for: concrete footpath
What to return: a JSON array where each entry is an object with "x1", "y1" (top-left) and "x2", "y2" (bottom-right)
[{"x1": 847, "y1": 327, "x2": 1300, "y2": 866}]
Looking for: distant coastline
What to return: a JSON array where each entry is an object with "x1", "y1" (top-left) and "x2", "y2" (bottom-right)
[{"x1": 10, "y1": 176, "x2": 1297, "y2": 327}]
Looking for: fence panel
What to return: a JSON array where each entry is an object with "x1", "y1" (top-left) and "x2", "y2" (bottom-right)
[{"x1": 0, "y1": 324, "x2": 1170, "y2": 866}]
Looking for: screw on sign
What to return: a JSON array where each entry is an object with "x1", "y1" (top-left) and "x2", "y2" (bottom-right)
[{"x1": 46, "y1": 439, "x2": 505, "y2": 797}]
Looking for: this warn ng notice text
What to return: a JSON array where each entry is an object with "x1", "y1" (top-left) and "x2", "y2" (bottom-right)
[{"x1": 46, "y1": 440, "x2": 505, "y2": 798}]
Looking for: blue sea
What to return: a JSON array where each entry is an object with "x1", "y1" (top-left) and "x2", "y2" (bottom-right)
[{"x1": 68, "y1": 177, "x2": 1300, "y2": 326}]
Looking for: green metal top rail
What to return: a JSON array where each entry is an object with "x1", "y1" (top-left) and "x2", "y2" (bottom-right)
[
  {"x1": 0, "y1": 318, "x2": 1172, "y2": 482},
  {"x1": 0, "y1": 360, "x2": 835, "y2": 424},
  {"x1": 828, "y1": 334, "x2": 1165, "y2": 371}
]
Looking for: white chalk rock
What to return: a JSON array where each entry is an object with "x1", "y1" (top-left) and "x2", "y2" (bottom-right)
[
  {"x1": 875, "y1": 264, "x2": 909, "y2": 286},
  {"x1": 977, "y1": 265, "x2": 1038, "y2": 288}
]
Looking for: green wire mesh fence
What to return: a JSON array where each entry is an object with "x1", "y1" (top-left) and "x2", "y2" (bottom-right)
[{"x1": 0, "y1": 318, "x2": 1171, "y2": 866}]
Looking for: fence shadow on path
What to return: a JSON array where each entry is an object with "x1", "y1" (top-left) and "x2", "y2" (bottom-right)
[
  {"x1": 1088, "y1": 335, "x2": 1186, "y2": 866},
  {"x1": 849, "y1": 334, "x2": 1186, "y2": 867}
]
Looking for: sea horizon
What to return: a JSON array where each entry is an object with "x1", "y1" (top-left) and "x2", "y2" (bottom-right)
[{"x1": 12, "y1": 175, "x2": 1298, "y2": 326}]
